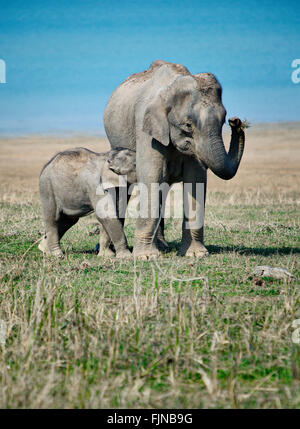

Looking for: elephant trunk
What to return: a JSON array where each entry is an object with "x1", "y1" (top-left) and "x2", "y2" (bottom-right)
[{"x1": 199, "y1": 117, "x2": 245, "y2": 180}]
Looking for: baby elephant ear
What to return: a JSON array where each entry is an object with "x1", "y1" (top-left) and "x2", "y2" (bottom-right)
[
  {"x1": 101, "y1": 161, "x2": 126, "y2": 190},
  {"x1": 142, "y1": 95, "x2": 170, "y2": 146}
]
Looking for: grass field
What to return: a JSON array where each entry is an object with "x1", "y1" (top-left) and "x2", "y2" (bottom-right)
[{"x1": 0, "y1": 123, "x2": 299, "y2": 408}]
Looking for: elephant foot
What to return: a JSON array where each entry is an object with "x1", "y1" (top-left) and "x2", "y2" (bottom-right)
[
  {"x1": 115, "y1": 249, "x2": 132, "y2": 259},
  {"x1": 98, "y1": 248, "x2": 115, "y2": 258},
  {"x1": 133, "y1": 245, "x2": 161, "y2": 261},
  {"x1": 178, "y1": 241, "x2": 209, "y2": 258},
  {"x1": 51, "y1": 249, "x2": 65, "y2": 259},
  {"x1": 38, "y1": 237, "x2": 64, "y2": 259}
]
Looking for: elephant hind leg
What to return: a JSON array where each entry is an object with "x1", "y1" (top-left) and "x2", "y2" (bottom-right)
[
  {"x1": 98, "y1": 226, "x2": 115, "y2": 257},
  {"x1": 39, "y1": 184, "x2": 62, "y2": 258},
  {"x1": 40, "y1": 212, "x2": 78, "y2": 258},
  {"x1": 155, "y1": 217, "x2": 169, "y2": 252},
  {"x1": 153, "y1": 188, "x2": 169, "y2": 252},
  {"x1": 177, "y1": 226, "x2": 209, "y2": 257},
  {"x1": 39, "y1": 220, "x2": 62, "y2": 258}
]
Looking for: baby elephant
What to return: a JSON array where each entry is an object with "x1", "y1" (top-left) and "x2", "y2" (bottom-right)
[{"x1": 39, "y1": 147, "x2": 136, "y2": 259}]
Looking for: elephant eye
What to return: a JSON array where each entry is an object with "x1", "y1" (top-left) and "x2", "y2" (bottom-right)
[
  {"x1": 181, "y1": 122, "x2": 192, "y2": 130},
  {"x1": 181, "y1": 123, "x2": 193, "y2": 136}
]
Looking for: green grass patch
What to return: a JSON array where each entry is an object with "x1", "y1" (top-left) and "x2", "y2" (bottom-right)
[{"x1": 0, "y1": 196, "x2": 299, "y2": 408}]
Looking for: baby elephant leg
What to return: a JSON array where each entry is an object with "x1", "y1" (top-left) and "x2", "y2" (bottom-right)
[
  {"x1": 98, "y1": 226, "x2": 115, "y2": 257},
  {"x1": 39, "y1": 220, "x2": 64, "y2": 258},
  {"x1": 39, "y1": 182, "x2": 62, "y2": 257},
  {"x1": 39, "y1": 213, "x2": 78, "y2": 258},
  {"x1": 98, "y1": 217, "x2": 131, "y2": 259},
  {"x1": 39, "y1": 177, "x2": 78, "y2": 258},
  {"x1": 97, "y1": 187, "x2": 129, "y2": 257},
  {"x1": 95, "y1": 191, "x2": 131, "y2": 259}
]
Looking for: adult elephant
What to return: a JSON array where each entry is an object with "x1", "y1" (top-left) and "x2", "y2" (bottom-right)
[{"x1": 103, "y1": 60, "x2": 245, "y2": 259}]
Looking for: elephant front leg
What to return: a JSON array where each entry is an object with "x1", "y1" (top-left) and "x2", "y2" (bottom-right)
[
  {"x1": 133, "y1": 139, "x2": 169, "y2": 260},
  {"x1": 99, "y1": 217, "x2": 131, "y2": 259},
  {"x1": 95, "y1": 190, "x2": 131, "y2": 259},
  {"x1": 98, "y1": 226, "x2": 115, "y2": 258},
  {"x1": 97, "y1": 188, "x2": 128, "y2": 257},
  {"x1": 133, "y1": 217, "x2": 162, "y2": 260},
  {"x1": 133, "y1": 182, "x2": 167, "y2": 260},
  {"x1": 178, "y1": 160, "x2": 209, "y2": 258}
]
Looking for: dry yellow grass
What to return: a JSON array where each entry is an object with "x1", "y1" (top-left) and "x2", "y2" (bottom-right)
[
  {"x1": 0, "y1": 121, "x2": 299, "y2": 203},
  {"x1": 0, "y1": 135, "x2": 109, "y2": 202}
]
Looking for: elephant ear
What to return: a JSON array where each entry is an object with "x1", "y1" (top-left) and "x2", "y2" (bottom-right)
[
  {"x1": 101, "y1": 160, "x2": 126, "y2": 190},
  {"x1": 142, "y1": 75, "x2": 197, "y2": 146},
  {"x1": 142, "y1": 95, "x2": 170, "y2": 146}
]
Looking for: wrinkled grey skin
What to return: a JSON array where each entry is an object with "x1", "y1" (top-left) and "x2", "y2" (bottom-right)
[
  {"x1": 103, "y1": 60, "x2": 245, "y2": 259},
  {"x1": 39, "y1": 147, "x2": 136, "y2": 259}
]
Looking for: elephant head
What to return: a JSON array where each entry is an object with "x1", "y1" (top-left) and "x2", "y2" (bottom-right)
[
  {"x1": 142, "y1": 71, "x2": 245, "y2": 180},
  {"x1": 107, "y1": 147, "x2": 137, "y2": 184}
]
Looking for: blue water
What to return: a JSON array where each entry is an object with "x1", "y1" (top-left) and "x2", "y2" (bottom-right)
[{"x1": 0, "y1": 0, "x2": 299, "y2": 135}]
